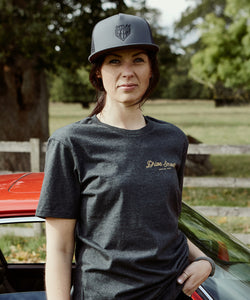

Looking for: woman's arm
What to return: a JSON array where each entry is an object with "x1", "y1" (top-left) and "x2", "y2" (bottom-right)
[
  {"x1": 177, "y1": 239, "x2": 214, "y2": 297},
  {"x1": 45, "y1": 217, "x2": 76, "y2": 300}
]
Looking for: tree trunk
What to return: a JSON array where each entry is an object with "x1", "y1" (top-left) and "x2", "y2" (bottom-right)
[{"x1": 0, "y1": 57, "x2": 49, "y2": 172}]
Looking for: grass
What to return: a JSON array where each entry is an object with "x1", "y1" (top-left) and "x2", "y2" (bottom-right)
[
  {"x1": 142, "y1": 100, "x2": 250, "y2": 145},
  {"x1": 49, "y1": 102, "x2": 91, "y2": 134},
  {"x1": 182, "y1": 187, "x2": 250, "y2": 207},
  {"x1": 49, "y1": 99, "x2": 250, "y2": 144},
  {"x1": 0, "y1": 235, "x2": 46, "y2": 263},
  {"x1": 209, "y1": 155, "x2": 250, "y2": 178},
  {"x1": 209, "y1": 216, "x2": 250, "y2": 234}
]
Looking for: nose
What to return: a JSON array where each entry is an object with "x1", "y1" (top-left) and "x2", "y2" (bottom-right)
[{"x1": 121, "y1": 62, "x2": 134, "y2": 78}]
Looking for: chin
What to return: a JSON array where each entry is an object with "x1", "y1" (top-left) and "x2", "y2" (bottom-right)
[
  {"x1": 120, "y1": 99, "x2": 141, "y2": 107},
  {"x1": 119, "y1": 94, "x2": 144, "y2": 105}
]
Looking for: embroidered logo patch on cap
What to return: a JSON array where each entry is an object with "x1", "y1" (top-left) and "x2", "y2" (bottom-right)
[{"x1": 115, "y1": 24, "x2": 131, "y2": 41}]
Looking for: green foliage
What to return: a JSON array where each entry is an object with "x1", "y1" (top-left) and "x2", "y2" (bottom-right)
[
  {"x1": 189, "y1": 0, "x2": 250, "y2": 104},
  {"x1": 225, "y1": 0, "x2": 250, "y2": 16},
  {"x1": 0, "y1": 0, "x2": 214, "y2": 104},
  {"x1": 169, "y1": 0, "x2": 228, "y2": 100},
  {"x1": 0, "y1": 0, "x2": 131, "y2": 107},
  {"x1": 49, "y1": 67, "x2": 95, "y2": 107},
  {"x1": 151, "y1": 35, "x2": 179, "y2": 99},
  {"x1": 0, "y1": 0, "x2": 127, "y2": 70},
  {"x1": 161, "y1": 54, "x2": 212, "y2": 100},
  {"x1": 175, "y1": 0, "x2": 227, "y2": 41}
]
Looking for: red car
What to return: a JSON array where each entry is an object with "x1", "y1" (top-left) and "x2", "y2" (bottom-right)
[{"x1": 0, "y1": 172, "x2": 250, "y2": 300}]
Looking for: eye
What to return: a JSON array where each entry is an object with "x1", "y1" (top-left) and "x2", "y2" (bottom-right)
[
  {"x1": 108, "y1": 59, "x2": 120, "y2": 64},
  {"x1": 134, "y1": 57, "x2": 145, "y2": 63}
]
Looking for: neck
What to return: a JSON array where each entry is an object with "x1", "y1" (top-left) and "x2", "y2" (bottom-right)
[{"x1": 97, "y1": 103, "x2": 146, "y2": 130}]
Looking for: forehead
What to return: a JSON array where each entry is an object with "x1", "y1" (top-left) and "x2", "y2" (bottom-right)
[{"x1": 105, "y1": 48, "x2": 148, "y2": 57}]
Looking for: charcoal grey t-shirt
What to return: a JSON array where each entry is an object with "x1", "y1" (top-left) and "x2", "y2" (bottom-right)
[{"x1": 36, "y1": 115, "x2": 189, "y2": 300}]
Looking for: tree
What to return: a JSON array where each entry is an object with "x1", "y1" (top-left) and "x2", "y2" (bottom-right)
[
  {"x1": 0, "y1": 0, "x2": 127, "y2": 171},
  {"x1": 162, "y1": 51, "x2": 212, "y2": 100},
  {"x1": 162, "y1": 0, "x2": 228, "y2": 100},
  {"x1": 189, "y1": 0, "x2": 250, "y2": 105},
  {"x1": 49, "y1": 67, "x2": 95, "y2": 107},
  {"x1": 175, "y1": 0, "x2": 227, "y2": 40}
]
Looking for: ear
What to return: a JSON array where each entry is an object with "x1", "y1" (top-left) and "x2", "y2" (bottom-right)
[{"x1": 96, "y1": 70, "x2": 102, "y2": 78}]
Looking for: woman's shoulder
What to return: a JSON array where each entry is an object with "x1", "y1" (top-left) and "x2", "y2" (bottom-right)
[
  {"x1": 48, "y1": 116, "x2": 98, "y2": 145},
  {"x1": 146, "y1": 116, "x2": 187, "y2": 139}
]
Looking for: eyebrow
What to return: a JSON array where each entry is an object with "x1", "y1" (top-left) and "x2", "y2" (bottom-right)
[{"x1": 106, "y1": 51, "x2": 147, "y2": 58}]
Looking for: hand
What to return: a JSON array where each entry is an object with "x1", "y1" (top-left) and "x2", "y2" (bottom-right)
[{"x1": 177, "y1": 260, "x2": 212, "y2": 297}]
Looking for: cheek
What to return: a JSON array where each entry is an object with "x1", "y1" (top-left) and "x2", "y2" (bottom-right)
[
  {"x1": 101, "y1": 73, "x2": 112, "y2": 91},
  {"x1": 101, "y1": 69, "x2": 117, "y2": 90},
  {"x1": 141, "y1": 68, "x2": 152, "y2": 85},
  {"x1": 102, "y1": 78, "x2": 113, "y2": 92}
]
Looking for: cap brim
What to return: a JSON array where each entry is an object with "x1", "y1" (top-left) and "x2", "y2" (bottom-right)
[{"x1": 88, "y1": 43, "x2": 159, "y2": 63}]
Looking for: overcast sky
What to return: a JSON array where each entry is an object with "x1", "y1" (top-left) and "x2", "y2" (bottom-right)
[
  {"x1": 147, "y1": 0, "x2": 198, "y2": 48},
  {"x1": 123, "y1": 0, "x2": 196, "y2": 48},
  {"x1": 146, "y1": 0, "x2": 191, "y2": 28}
]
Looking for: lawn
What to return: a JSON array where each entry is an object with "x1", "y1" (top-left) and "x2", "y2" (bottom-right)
[
  {"x1": 49, "y1": 99, "x2": 250, "y2": 144},
  {"x1": 142, "y1": 99, "x2": 250, "y2": 144}
]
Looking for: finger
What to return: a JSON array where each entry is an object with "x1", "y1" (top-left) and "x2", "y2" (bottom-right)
[
  {"x1": 177, "y1": 271, "x2": 190, "y2": 285},
  {"x1": 182, "y1": 277, "x2": 200, "y2": 297},
  {"x1": 182, "y1": 283, "x2": 195, "y2": 298}
]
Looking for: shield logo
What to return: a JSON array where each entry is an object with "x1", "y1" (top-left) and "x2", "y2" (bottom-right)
[{"x1": 115, "y1": 24, "x2": 131, "y2": 41}]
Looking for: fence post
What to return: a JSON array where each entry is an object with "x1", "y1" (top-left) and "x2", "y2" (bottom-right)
[{"x1": 30, "y1": 138, "x2": 41, "y2": 172}]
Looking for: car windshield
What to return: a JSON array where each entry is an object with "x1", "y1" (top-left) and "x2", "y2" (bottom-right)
[{"x1": 179, "y1": 202, "x2": 250, "y2": 284}]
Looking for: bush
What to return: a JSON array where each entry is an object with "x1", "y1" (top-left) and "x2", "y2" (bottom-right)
[{"x1": 49, "y1": 67, "x2": 95, "y2": 108}]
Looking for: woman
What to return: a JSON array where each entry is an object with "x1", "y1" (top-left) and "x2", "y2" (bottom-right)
[{"x1": 36, "y1": 13, "x2": 214, "y2": 300}]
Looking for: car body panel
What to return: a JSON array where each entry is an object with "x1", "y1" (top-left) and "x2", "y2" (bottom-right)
[{"x1": 0, "y1": 173, "x2": 43, "y2": 217}]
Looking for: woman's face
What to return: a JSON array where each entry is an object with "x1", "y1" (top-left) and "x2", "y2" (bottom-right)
[{"x1": 98, "y1": 48, "x2": 152, "y2": 107}]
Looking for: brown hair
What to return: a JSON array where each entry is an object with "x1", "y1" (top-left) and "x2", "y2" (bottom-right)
[{"x1": 88, "y1": 50, "x2": 159, "y2": 117}]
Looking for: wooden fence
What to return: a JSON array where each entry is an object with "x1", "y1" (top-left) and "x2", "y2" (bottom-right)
[
  {"x1": 1, "y1": 139, "x2": 250, "y2": 181},
  {"x1": 185, "y1": 144, "x2": 250, "y2": 189},
  {"x1": 0, "y1": 139, "x2": 250, "y2": 243},
  {"x1": 0, "y1": 138, "x2": 45, "y2": 173}
]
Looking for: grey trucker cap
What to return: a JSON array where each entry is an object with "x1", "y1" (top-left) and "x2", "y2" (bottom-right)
[{"x1": 88, "y1": 13, "x2": 159, "y2": 63}]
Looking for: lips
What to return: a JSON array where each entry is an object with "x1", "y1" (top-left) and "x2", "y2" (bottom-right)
[
  {"x1": 118, "y1": 83, "x2": 137, "y2": 88},
  {"x1": 117, "y1": 83, "x2": 138, "y2": 92}
]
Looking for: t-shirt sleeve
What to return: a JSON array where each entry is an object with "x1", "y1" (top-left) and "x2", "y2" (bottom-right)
[
  {"x1": 177, "y1": 136, "x2": 189, "y2": 193},
  {"x1": 36, "y1": 138, "x2": 81, "y2": 219}
]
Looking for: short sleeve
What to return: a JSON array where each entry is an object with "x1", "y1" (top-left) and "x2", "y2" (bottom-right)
[
  {"x1": 36, "y1": 138, "x2": 81, "y2": 219},
  {"x1": 177, "y1": 136, "x2": 189, "y2": 192}
]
